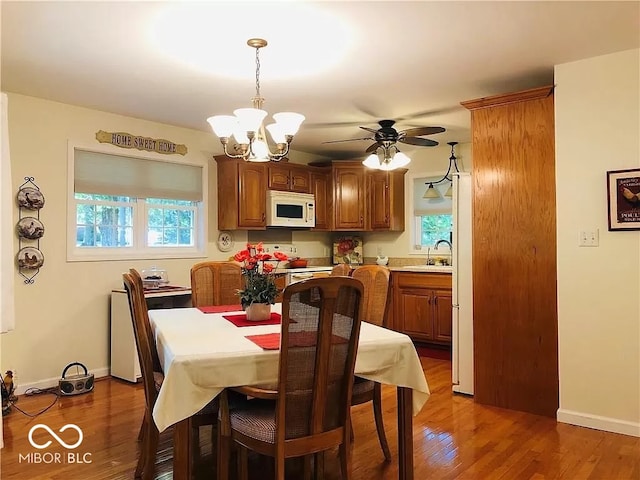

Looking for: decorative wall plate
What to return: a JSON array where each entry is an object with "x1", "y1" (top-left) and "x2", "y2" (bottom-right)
[
  {"x1": 17, "y1": 246, "x2": 44, "y2": 269},
  {"x1": 16, "y1": 217, "x2": 45, "y2": 239},
  {"x1": 16, "y1": 187, "x2": 45, "y2": 210},
  {"x1": 217, "y1": 231, "x2": 234, "y2": 252}
]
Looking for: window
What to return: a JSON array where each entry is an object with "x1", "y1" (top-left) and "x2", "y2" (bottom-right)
[
  {"x1": 415, "y1": 214, "x2": 452, "y2": 248},
  {"x1": 411, "y1": 176, "x2": 452, "y2": 251},
  {"x1": 68, "y1": 146, "x2": 206, "y2": 261}
]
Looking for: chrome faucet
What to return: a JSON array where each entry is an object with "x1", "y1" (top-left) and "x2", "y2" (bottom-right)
[{"x1": 435, "y1": 239, "x2": 452, "y2": 250}]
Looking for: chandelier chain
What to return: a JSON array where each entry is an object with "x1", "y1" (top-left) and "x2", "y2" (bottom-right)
[{"x1": 255, "y1": 45, "x2": 261, "y2": 99}]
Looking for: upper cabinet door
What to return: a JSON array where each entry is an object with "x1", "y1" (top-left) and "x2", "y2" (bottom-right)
[
  {"x1": 333, "y1": 165, "x2": 366, "y2": 230},
  {"x1": 268, "y1": 164, "x2": 311, "y2": 193},
  {"x1": 310, "y1": 170, "x2": 331, "y2": 231},
  {"x1": 369, "y1": 170, "x2": 405, "y2": 231},
  {"x1": 237, "y1": 162, "x2": 267, "y2": 228}
]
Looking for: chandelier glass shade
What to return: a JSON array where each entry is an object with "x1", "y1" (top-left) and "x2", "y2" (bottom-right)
[
  {"x1": 207, "y1": 38, "x2": 305, "y2": 162},
  {"x1": 423, "y1": 141, "x2": 459, "y2": 198},
  {"x1": 362, "y1": 144, "x2": 411, "y2": 171}
]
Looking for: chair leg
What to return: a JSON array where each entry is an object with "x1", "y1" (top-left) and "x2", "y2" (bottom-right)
[
  {"x1": 140, "y1": 425, "x2": 159, "y2": 480},
  {"x1": 275, "y1": 453, "x2": 286, "y2": 480},
  {"x1": 217, "y1": 392, "x2": 232, "y2": 480},
  {"x1": 313, "y1": 451, "x2": 325, "y2": 480},
  {"x1": 373, "y1": 383, "x2": 392, "y2": 462},
  {"x1": 137, "y1": 412, "x2": 146, "y2": 443},
  {"x1": 237, "y1": 445, "x2": 249, "y2": 480},
  {"x1": 339, "y1": 442, "x2": 352, "y2": 480}
]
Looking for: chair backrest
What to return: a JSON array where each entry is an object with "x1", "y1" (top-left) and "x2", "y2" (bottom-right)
[
  {"x1": 351, "y1": 265, "x2": 391, "y2": 327},
  {"x1": 190, "y1": 261, "x2": 243, "y2": 307},
  {"x1": 276, "y1": 276, "x2": 363, "y2": 447},
  {"x1": 123, "y1": 271, "x2": 159, "y2": 411},
  {"x1": 330, "y1": 263, "x2": 353, "y2": 277}
]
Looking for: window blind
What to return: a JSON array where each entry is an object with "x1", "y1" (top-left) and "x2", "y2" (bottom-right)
[{"x1": 74, "y1": 150, "x2": 203, "y2": 201}]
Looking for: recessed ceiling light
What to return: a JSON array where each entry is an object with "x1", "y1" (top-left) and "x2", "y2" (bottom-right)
[{"x1": 148, "y1": 3, "x2": 354, "y2": 79}]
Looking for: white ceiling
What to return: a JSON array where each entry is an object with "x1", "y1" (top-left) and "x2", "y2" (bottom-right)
[{"x1": 2, "y1": 1, "x2": 639, "y2": 160}]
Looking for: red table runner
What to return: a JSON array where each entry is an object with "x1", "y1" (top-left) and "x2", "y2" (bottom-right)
[
  {"x1": 223, "y1": 312, "x2": 282, "y2": 327},
  {"x1": 246, "y1": 331, "x2": 348, "y2": 350},
  {"x1": 197, "y1": 304, "x2": 242, "y2": 314}
]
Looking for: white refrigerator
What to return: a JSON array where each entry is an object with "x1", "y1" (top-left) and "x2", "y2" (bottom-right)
[{"x1": 451, "y1": 172, "x2": 474, "y2": 395}]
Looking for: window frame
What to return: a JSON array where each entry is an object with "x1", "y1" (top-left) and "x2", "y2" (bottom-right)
[
  {"x1": 67, "y1": 141, "x2": 208, "y2": 262},
  {"x1": 406, "y1": 170, "x2": 453, "y2": 255}
]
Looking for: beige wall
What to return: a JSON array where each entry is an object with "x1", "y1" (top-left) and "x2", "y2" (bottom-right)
[
  {"x1": 555, "y1": 49, "x2": 640, "y2": 435},
  {"x1": 1, "y1": 94, "x2": 324, "y2": 389}
]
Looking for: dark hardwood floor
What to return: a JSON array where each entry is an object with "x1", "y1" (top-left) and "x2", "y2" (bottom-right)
[{"x1": 2, "y1": 357, "x2": 638, "y2": 479}]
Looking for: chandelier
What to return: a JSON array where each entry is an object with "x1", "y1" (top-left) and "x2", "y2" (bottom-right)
[
  {"x1": 423, "y1": 142, "x2": 459, "y2": 198},
  {"x1": 207, "y1": 39, "x2": 305, "y2": 162},
  {"x1": 362, "y1": 144, "x2": 411, "y2": 171}
]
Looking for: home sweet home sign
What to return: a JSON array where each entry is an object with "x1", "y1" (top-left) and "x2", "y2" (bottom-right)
[{"x1": 95, "y1": 130, "x2": 187, "y2": 155}]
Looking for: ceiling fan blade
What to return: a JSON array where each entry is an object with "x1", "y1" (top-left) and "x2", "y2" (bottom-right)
[
  {"x1": 359, "y1": 126, "x2": 379, "y2": 134},
  {"x1": 322, "y1": 137, "x2": 374, "y2": 144},
  {"x1": 400, "y1": 137, "x2": 439, "y2": 147},
  {"x1": 365, "y1": 142, "x2": 381, "y2": 153},
  {"x1": 395, "y1": 106, "x2": 461, "y2": 122},
  {"x1": 400, "y1": 126, "x2": 446, "y2": 137}
]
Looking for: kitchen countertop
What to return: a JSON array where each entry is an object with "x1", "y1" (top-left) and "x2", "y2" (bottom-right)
[{"x1": 388, "y1": 265, "x2": 453, "y2": 273}]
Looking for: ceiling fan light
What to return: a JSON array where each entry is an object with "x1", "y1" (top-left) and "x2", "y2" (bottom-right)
[
  {"x1": 273, "y1": 112, "x2": 305, "y2": 136},
  {"x1": 423, "y1": 183, "x2": 440, "y2": 199},
  {"x1": 392, "y1": 151, "x2": 411, "y2": 168},
  {"x1": 362, "y1": 153, "x2": 381, "y2": 169},
  {"x1": 233, "y1": 108, "x2": 267, "y2": 134},
  {"x1": 232, "y1": 126, "x2": 250, "y2": 145},
  {"x1": 207, "y1": 115, "x2": 237, "y2": 138}
]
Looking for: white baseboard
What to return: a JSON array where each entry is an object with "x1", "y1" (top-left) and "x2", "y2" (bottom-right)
[
  {"x1": 557, "y1": 408, "x2": 640, "y2": 437},
  {"x1": 12, "y1": 367, "x2": 110, "y2": 396}
]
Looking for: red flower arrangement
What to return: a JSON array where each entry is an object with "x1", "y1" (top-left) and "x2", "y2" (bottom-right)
[{"x1": 233, "y1": 242, "x2": 288, "y2": 308}]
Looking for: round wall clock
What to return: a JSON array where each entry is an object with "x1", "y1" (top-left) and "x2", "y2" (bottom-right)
[{"x1": 217, "y1": 231, "x2": 234, "y2": 252}]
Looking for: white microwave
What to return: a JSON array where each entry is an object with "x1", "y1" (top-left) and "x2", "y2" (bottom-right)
[{"x1": 266, "y1": 190, "x2": 315, "y2": 228}]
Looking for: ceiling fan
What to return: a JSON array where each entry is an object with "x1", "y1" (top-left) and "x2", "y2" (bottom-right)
[{"x1": 322, "y1": 119, "x2": 445, "y2": 153}]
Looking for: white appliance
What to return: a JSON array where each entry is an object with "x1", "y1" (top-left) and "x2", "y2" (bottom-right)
[
  {"x1": 452, "y1": 172, "x2": 474, "y2": 395},
  {"x1": 266, "y1": 190, "x2": 315, "y2": 228}
]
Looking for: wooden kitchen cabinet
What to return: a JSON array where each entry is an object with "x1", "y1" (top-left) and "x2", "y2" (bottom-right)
[
  {"x1": 268, "y1": 163, "x2": 311, "y2": 193},
  {"x1": 215, "y1": 156, "x2": 267, "y2": 230},
  {"x1": 310, "y1": 168, "x2": 331, "y2": 231},
  {"x1": 392, "y1": 271, "x2": 452, "y2": 345},
  {"x1": 332, "y1": 162, "x2": 367, "y2": 230},
  {"x1": 462, "y1": 86, "x2": 558, "y2": 417},
  {"x1": 368, "y1": 170, "x2": 406, "y2": 231}
]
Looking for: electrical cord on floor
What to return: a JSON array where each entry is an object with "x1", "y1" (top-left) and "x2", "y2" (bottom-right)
[{"x1": 1, "y1": 376, "x2": 59, "y2": 418}]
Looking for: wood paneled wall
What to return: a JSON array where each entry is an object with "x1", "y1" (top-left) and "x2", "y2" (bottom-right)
[{"x1": 462, "y1": 86, "x2": 558, "y2": 417}]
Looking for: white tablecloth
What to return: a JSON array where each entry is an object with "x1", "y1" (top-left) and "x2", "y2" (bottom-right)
[{"x1": 149, "y1": 304, "x2": 430, "y2": 432}]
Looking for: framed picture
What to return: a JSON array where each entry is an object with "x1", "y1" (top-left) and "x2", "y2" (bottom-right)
[{"x1": 607, "y1": 168, "x2": 640, "y2": 231}]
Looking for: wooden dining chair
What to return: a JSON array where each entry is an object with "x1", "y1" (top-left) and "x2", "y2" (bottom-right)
[
  {"x1": 349, "y1": 265, "x2": 392, "y2": 461},
  {"x1": 190, "y1": 261, "x2": 243, "y2": 307},
  {"x1": 330, "y1": 263, "x2": 353, "y2": 277},
  {"x1": 123, "y1": 270, "x2": 218, "y2": 480},
  {"x1": 218, "y1": 276, "x2": 364, "y2": 480}
]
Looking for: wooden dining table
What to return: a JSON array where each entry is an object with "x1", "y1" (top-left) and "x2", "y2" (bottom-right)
[{"x1": 148, "y1": 303, "x2": 430, "y2": 480}]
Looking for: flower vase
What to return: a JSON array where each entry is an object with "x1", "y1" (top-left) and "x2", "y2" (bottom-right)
[{"x1": 245, "y1": 303, "x2": 271, "y2": 322}]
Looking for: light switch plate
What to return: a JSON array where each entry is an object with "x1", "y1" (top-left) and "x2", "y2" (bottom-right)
[{"x1": 579, "y1": 230, "x2": 599, "y2": 247}]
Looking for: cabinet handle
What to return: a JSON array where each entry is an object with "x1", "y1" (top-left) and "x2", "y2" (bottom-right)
[
  {"x1": 360, "y1": 216, "x2": 363, "y2": 224},
  {"x1": 262, "y1": 212, "x2": 266, "y2": 221}
]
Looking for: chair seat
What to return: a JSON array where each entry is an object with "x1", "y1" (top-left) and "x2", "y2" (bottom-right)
[
  {"x1": 229, "y1": 399, "x2": 276, "y2": 444},
  {"x1": 352, "y1": 377, "x2": 374, "y2": 397}
]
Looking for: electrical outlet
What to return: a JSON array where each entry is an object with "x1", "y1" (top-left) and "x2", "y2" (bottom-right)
[{"x1": 579, "y1": 229, "x2": 599, "y2": 247}]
